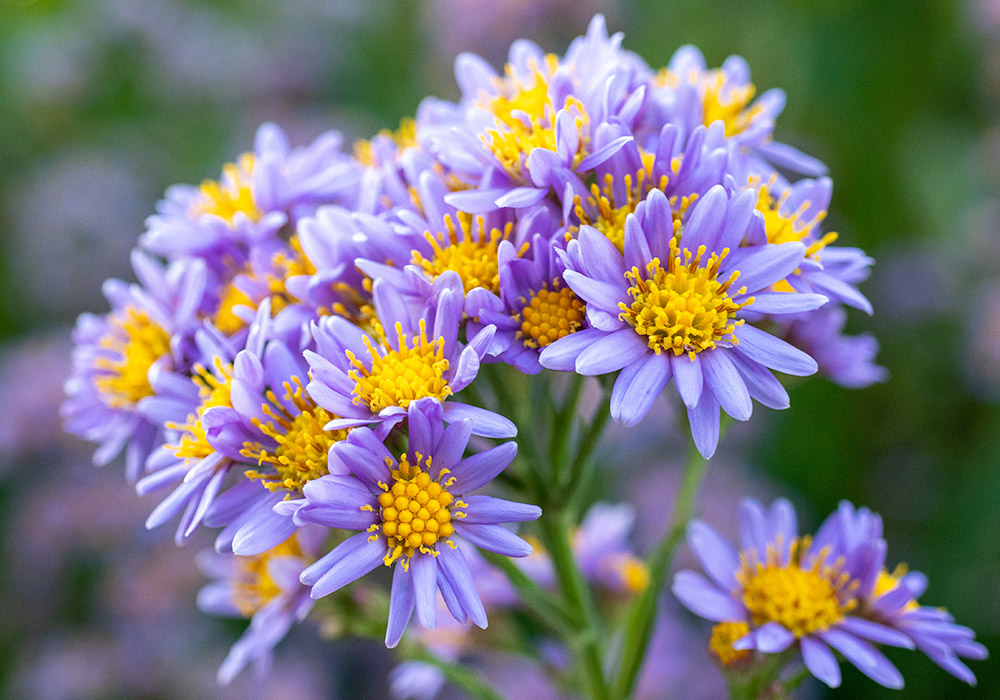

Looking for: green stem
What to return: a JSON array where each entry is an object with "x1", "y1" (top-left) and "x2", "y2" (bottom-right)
[
  {"x1": 540, "y1": 510, "x2": 611, "y2": 700},
  {"x1": 611, "y1": 443, "x2": 710, "y2": 700},
  {"x1": 404, "y1": 646, "x2": 507, "y2": 700},
  {"x1": 549, "y1": 373, "x2": 584, "y2": 486}
]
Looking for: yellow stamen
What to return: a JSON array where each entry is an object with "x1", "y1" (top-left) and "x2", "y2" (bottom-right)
[
  {"x1": 242, "y1": 377, "x2": 347, "y2": 493},
  {"x1": 348, "y1": 319, "x2": 452, "y2": 413},
  {"x1": 411, "y1": 214, "x2": 510, "y2": 294},
  {"x1": 618, "y1": 238, "x2": 751, "y2": 360},
  {"x1": 233, "y1": 535, "x2": 304, "y2": 617},
  {"x1": 354, "y1": 118, "x2": 418, "y2": 167},
  {"x1": 701, "y1": 70, "x2": 762, "y2": 138},
  {"x1": 517, "y1": 281, "x2": 585, "y2": 348},
  {"x1": 193, "y1": 153, "x2": 261, "y2": 223},
  {"x1": 737, "y1": 536, "x2": 857, "y2": 638},
  {"x1": 94, "y1": 307, "x2": 171, "y2": 408},
  {"x1": 376, "y1": 453, "x2": 464, "y2": 568},
  {"x1": 166, "y1": 360, "x2": 235, "y2": 460}
]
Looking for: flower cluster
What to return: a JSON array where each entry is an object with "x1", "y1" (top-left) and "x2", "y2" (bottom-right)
[{"x1": 61, "y1": 14, "x2": 980, "y2": 698}]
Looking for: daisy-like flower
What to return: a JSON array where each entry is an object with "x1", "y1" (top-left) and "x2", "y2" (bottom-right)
[
  {"x1": 539, "y1": 185, "x2": 826, "y2": 457},
  {"x1": 62, "y1": 252, "x2": 209, "y2": 481},
  {"x1": 141, "y1": 122, "x2": 361, "y2": 280},
  {"x1": 291, "y1": 400, "x2": 540, "y2": 647},
  {"x1": 649, "y1": 46, "x2": 826, "y2": 180},
  {"x1": 672, "y1": 498, "x2": 914, "y2": 690},
  {"x1": 197, "y1": 525, "x2": 324, "y2": 684},
  {"x1": 813, "y1": 501, "x2": 988, "y2": 685},
  {"x1": 305, "y1": 272, "x2": 514, "y2": 439}
]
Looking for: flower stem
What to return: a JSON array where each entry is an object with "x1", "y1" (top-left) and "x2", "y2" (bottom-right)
[{"x1": 611, "y1": 442, "x2": 710, "y2": 700}]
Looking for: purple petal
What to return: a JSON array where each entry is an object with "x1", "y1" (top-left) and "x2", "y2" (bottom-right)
[
  {"x1": 671, "y1": 570, "x2": 745, "y2": 622},
  {"x1": 746, "y1": 292, "x2": 829, "y2": 315},
  {"x1": 672, "y1": 354, "x2": 704, "y2": 409},
  {"x1": 310, "y1": 535, "x2": 386, "y2": 599},
  {"x1": 727, "y1": 243, "x2": 806, "y2": 294},
  {"x1": 839, "y1": 617, "x2": 915, "y2": 649},
  {"x1": 801, "y1": 636, "x2": 841, "y2": 688},
  {"x1": 410, "y1": 553, "x2": 437, "y2": 630},
  {"x1": 448, "y1": 441, "x2": 518, "y2": 493},
  {"x1": 455, "y1": 523, "x2": 533, "y2": 557},
  {"x1": 610, "y1": 352, "x2": 671, "y2": 426},
  {"x1": 436, "y1": 545, "x2": 488, "y2": 629},
  {"x1": 386, "y1": 564, "x2": 416, "y2": 648},
  {"x1": 820, "y1": 628, "x2": 904, "y2": 689},
  {"x1": 701, "y1": 350, "x2": 752, "y2": 421},
  {"x1": 733, "y1": 324, "x2": 818, "y2": 376},
  {"x1": 460, "y1": 495, "x2": 541, "y2": 524},
  {"x1": 575, "y1": 329, "x2": 648, "y2": 375},
  {"x1": 686, "y1": 520, "x2": 739, "y2": 590},
  {"x1": 440, "y1": 402, "x2": 516, "y2": 438},
  {"x1": 539, "y1": 328, "x2": 606, "y2": 371},
  {"x1": 687, "y1": 393, "x2": 720, "y2": 459}
]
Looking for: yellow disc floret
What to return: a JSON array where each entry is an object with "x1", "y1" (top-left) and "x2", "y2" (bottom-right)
[
  {"x1": 193, "y1": 153, "x2": 261, "y2": 224},
  {"x1": 701, "y1": 70, "x2": 762, "y2": 138},
  {"x1": 518, "y1": 283, "x2": 585, "y2": 348},
  {"x1": 738, "y1": 537, "x2": 857, "y2": 638},
  {"x1": 618, "y1": 238, "x2": 752, "y2": 360},
  {"x1": 94, "y1": 306, "x2": 172, "y2": 408},
  {"x1": 571, "y1": 159, "x2": 669, "y2": 253},
  {"x1": 411, "y1": 214, "x2": 510, "y2": 294},
  {"x1": 710, "y1": 621, "x2": 753, "y2": 667},
  {"x1": 167, "y1": 360, "x2": 235, "y2": 460},
  {"x1": 752, "y1": 177, "x2": 838, "y2": 258},
  {"x1": 372, "y1": 453, "x2": 466, "y2": 568},
  {"x1": 242, "y1": 377, "x2": 347, "y2": 493},
  {"x1": 233, "y1": 535, "x2": 304, "y2": 617},
  {"x1": 348, "y1": 319, "x2": 452, "y2": 413}
]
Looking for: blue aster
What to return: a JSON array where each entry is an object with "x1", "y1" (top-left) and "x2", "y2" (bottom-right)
[
  {"x1": 538, "y1": 185, "x2": 826, "y2": 457},
  {"x1": 290, "y1": 400, "x2": 540, "y2": 647}
]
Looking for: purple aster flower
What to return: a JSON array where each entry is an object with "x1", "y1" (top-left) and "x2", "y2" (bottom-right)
[
  {"x1": 62, "y1": 252, "x2": 210, "y2": 480},
  {"x1": 466, "y1": 232, "x2": 586, "y2": 374},
  {"x1": 202, "y1": 327, "x2": 349, "y2": 556},
  {"x1": 673, "y1": 498, "x2": 912, "y2": 690},
  {"x1": 291, "y1": 400, "x2": 540, "y2": 647},
  {"x1": 649, "y1": 46, "x2": 826, "y2": 181},
  {"x1": 197, "y1": 525, "x2": 324, "y2": 684},
  {"x1": 305, "y1": 272, "x2": 514, "y2": 439},
  {"x1": 779, "y1": 306, "x2": 887, "y2": 389},
  {"x1": 141, "y1": 122, "x2": 360, "y2": 281},
  {"x1": 813, "y1": 501, "x2": 988, "y2": 685},
  {"x1": 429, "y1": 15, "x2": 645, "y2": 212},
  {"x1": 539, "y1": 185, "x2": 826, "y2": 457}
]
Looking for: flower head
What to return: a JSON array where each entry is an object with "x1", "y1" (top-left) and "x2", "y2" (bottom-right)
[{"x1": 292, "y1": 400, "x2": 540, "y2": 647}]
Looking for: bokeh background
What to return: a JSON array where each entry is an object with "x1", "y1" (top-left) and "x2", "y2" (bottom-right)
[{"x1": 1, "y1": 0, "x2": 998, "y2": 698}]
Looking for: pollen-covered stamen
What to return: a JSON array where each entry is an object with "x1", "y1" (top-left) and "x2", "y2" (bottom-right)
[
  {"x1": 737, "y1": 536, "x2": 858, "y2": 638},
  {"x1": 232, "y1": 536, "x2": 304, "y2": 617},
  {"x1": 752, "y1": 177, "x2": 838, "y2": 257},
  {"x1": 242, "y1": 377, "x2": 347, "y2": 493},
  {"x1": 193, "y1": 153, "x2": 261, "y2": 223},
  {"x1": 517, "y1": 281, "x2": 585, "y2": 348},
  {"x1": 166, "y1": 360, "x2": 235, "y2": 460},
  {"x1": 709, "y1": 621, "x2": 752, "y2": 667},
  {"x1": 411, "y1": 214, "x2": 511, "y2": 294},
  {"x1": 374, "y1": 453, "x2": 466, "y2": 568},
  {"x1": 571, "y1": 164, "x2": 669, "y2": 252},
  {"x1": 353, "y1": 118, "x2": 418, "y2": 167},
  {"x1": 618, "y1": 238, "x2": 752, "y2": 359},
  {"x1": 701, "y1": 70, "x2": 763, "y2": 138},
  {"x1": 94, "y1": 306, "x2": 171, "y2": 408},
  {"x1": 480, "y1": 55, "x2": 587, "y2": 181},
  {"x1": 348, "y1": 319, "x2": 452, "y2": 413}
]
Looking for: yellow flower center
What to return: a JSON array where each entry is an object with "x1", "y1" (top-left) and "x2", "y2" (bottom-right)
[
  {"x1": 701, "y1": 71, "x2": 762, "y2": 138},
  {"x1": 618, "y1": 239, "x2": 751, "y2": 359},
  {"x1": 353, "y1": 118, "x2": 418, "y2": 167},
  {"x1": 193, "y1": 153, "x2": 261, "y2": 224},
  {"x1": 242, "y1": 377, "x2": 347, "y2": 493},
  {"x1": 411, "y1": 214, "x2": 510, "y2": 294},
  {"x1": 167, "y1": 360, "x2": 235, "y2": 460},
  {"x1": 872, "y1": 565, "x2": 920, "y2": 613},
  {"x1": 370, "y1": 454, "x2": 466, "y2": 568},
  {"x1": 480, "y1": 55, "x2": 587, "y2": 182},
  {"x1": 518, "y1": 283, "x2": 585, "y2": 348},
  {"x1": 614, "y1": 554, "x2": 651, "y2": 593},
  {"x1": 94, "y1": 307, "x2": 171, "y2": 408},
  {"x1": 709, "y1": 621, "x2": 752, "y2": 667},
  {"x1": 738, "y1": 537, "x2": 857, "y2": 638},
  {"x1": 348, "y1": 319, "x2": 452, "y2": 413},
  {"x1": 233, "y1": 535, "x2": 304, "y2": 617}
]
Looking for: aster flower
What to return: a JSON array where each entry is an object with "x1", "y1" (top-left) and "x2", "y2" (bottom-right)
[
  {"x1": 305, "y1": 272, "x2": 514, "y2": 439},
  {"x1": 673, "y1": 498, "x2": 914, "y2": 690},
  {"x1": 649, "y1": 46, "x2": 826, "y2": 181},
  {"x1": 290, "y1": 400, "x2": 540, "y2": 647},
  {"x1": 202, "y1": 328, "x2": 348, "y2": 556},
  {"x1": 539, "y1": 186, "x2": 826, "y2": 457},
  {"x1": 197, "y1": 526, "x2": 324, "y2": 683},
  {"x1": 62, "y1": 252, "x2": 209, "y2": 480},
  {"x1": 813, "y1": 501, "x2": 988, "y2": 685},
  {"x1": 430, "y1": 15, "x2": 646, "y2": 212},
  {"x1": 141, "y1": 122, "x2": 361, "y2": 280}
]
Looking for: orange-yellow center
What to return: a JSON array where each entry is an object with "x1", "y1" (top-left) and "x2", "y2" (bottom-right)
[
  {"x1": 167, "y1": 360, "x2": 234, "y2": 460},
  {"x1": 411, "y1": 214, "x2": 509, "y2": 294},
  {"x1": 94, "y1": 307, "x2": 171, "y2": 408},
  {"x1": 232, "y1": 535, "x2": 304, "y2": 617},
  {"x1": 709, "y1": 621, "x2": 752, "y2": 667},
  {"x1": 518, "y1": 284, "x2": 585, "y2": 348},
  {"x1": 193, "y1": 153, "x2": 261, "y2": 223},
  {"x1": 619, "y1": 239, "x2": 751, "y2": 359}
]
